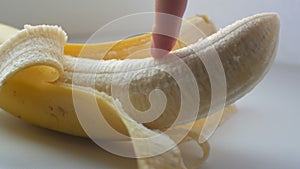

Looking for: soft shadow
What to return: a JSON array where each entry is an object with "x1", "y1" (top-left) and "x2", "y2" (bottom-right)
[{"x1": 0, "y1": 110, "x2": 137, "y2": 169}]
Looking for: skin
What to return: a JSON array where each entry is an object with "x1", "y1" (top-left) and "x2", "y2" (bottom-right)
[{"x1": 151, "y1": 0, "x2": 188, "y2": 58}]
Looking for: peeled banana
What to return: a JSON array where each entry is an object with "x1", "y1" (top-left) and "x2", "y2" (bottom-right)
[
  {"x1": 0, "y1": 15, "x2": 219, "y2": 137},
  {"x1": 0, "y1": 13, "x2": 279, "y2": 169}
]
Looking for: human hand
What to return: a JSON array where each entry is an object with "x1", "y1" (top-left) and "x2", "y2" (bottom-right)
[{"x1": 151, "y1": 0, "x2": 188, "y2": 59}]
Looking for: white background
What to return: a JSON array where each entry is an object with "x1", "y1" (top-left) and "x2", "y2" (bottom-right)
[{"x1": 0, "y1": 1, "x2": 299, "y2": 169}]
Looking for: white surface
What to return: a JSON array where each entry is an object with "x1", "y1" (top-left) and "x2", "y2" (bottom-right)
[
  {"x1": 0, "y1": 62, "x2": 299, "y2": 169},
  {"x1": 204, "y1": 62, "x2": 300, "y2": 169}
]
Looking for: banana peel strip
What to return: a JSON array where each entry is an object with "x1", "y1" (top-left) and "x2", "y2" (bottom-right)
[
  {"x1": 63, "y1": 14, "x2": 216, "y2": 60},
  {"x1": 0, "y1": 25, "x2": 236, "y2": 169}
]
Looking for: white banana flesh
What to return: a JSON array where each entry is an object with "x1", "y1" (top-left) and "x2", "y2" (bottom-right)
[{"x1": 64, "y1": 13, "x2": 279, "y2": 128}]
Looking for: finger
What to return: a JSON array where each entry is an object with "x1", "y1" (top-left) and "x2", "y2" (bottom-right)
[{"x1": 151, "y1": 0, "x2": 188, "y2": 59}]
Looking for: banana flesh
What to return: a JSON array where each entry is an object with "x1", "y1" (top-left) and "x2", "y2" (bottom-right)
[
  {"x1": 61, "y1": 13, "x2": 279, "y2": 129},
  {"x1": 0, "y1": 13, "x2": 279, "y2": 169}
]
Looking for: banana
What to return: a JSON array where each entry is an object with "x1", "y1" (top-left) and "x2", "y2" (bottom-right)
[
  {"x1": 0, "y1": 23, "x2": 19, "y2": 43},
  {"x1": 0, "y1": 15, "x2": 217, "y2": 137},
  {"x1": 0, "y1": 13, "x2": 279, "y2": 169},
  {"x1": 0, "y1": 15, "x2": 220, "y2": 169}
]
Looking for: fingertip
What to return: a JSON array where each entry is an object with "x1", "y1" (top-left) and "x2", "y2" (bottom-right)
[
  {"x1": 151, "y1": 34, "x2": 176, "y2": 59},
  {"x1": 151, "y1": 0, "x2": 187, "y2": 59}
]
